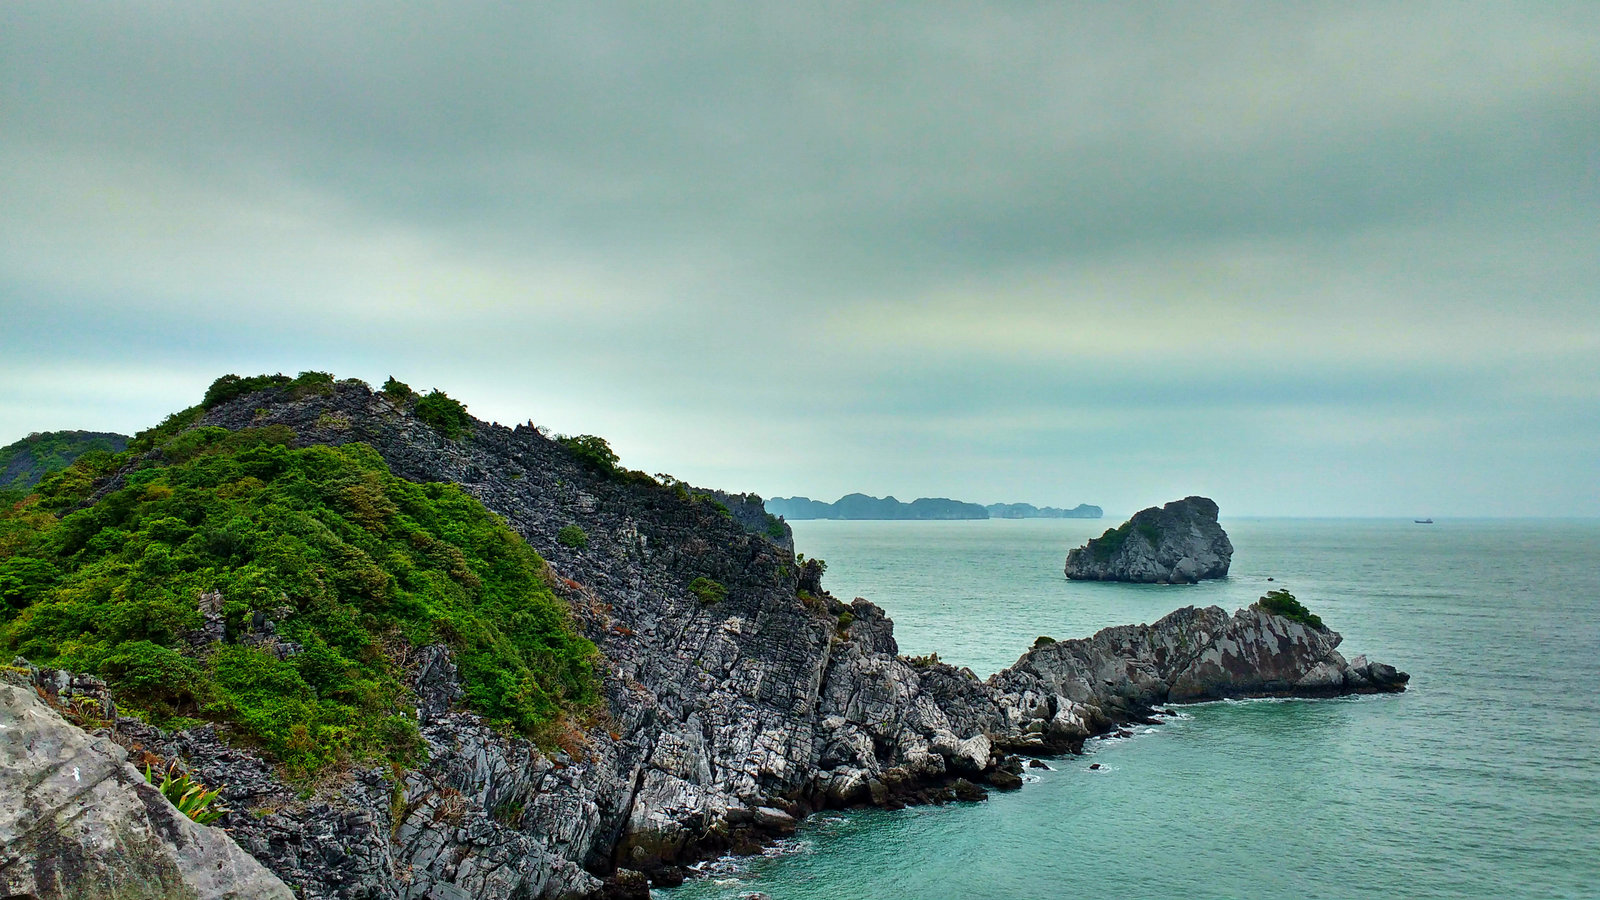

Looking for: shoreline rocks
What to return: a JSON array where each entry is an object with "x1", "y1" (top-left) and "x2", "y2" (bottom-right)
[
  {"x1": 1065, "y1": 496, "x2": 1233, "y2": 583},
  {"x1": 4, "y1": 382, "x2": 1407, "y2": 898}
]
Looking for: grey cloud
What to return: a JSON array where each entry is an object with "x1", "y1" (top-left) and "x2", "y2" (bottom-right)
[{"x1": 2, "y1": 2, "x2": 1598, "y2": 515}]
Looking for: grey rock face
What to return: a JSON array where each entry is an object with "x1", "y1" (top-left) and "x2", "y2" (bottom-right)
[
  {"x1": 987, "y1": 604, "x2": 1408, "y2": 753},
  {"x1": 1064, "y1": 496, "x2": 1234, "y2": 583},
  {"x1": 22, "y1": 382, "x2": 1403, "y2": 898},
  {"x1": 0, "y1": 671, "x2": 295, "y2": 900}
]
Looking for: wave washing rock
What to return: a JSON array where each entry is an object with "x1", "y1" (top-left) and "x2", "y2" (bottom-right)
[
  {"x1": 1065, "y1": 496, "x2": 1233, "y2": 583},
  {"x1": 9, "y1": 381, "x2": 1406, "y2": 898},
  {"x1": 0, "y1": 668, "x2": 294, "y2": 900}
]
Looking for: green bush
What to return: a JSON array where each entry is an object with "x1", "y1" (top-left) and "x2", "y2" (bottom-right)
[
  {"x1": 380, "y1": 377, "x2": 415, "y2": 402},
  {"x1": 1033, "y1": 635, "x2": 1056, "y2": 648},
  {"x1": 144, "y1": 763, "x2": 228, "y2": 825},
  {"x1": 558, "y1": 435, "x2": 619, "y2": 475},
  {"x1": 1255, "y1": 589, "x2": 1324, "y2": 630},
  {"x1": 688, "y1": 576, "x2": 727, "y2": 605},
  {"x1": 0, "y1": 430, "x2": 597, "y2": 778},
  {"x1": 694, "y1": 495, "x2": 734, "y2": 518},
  {"x1": 836, "y1": 610, "x2": 855, "y2": 633},
  {"x1": 413, "y1": 390, "x2": 473, "y2": 439},
  {"x1": 1089, "y1": 522, "x2": 1138, "y2": 560},
  {"x1": 202, "y1": 374, "x2": 292, "y2": 410},
  {"x1": 557, "y1": 524, "x2": 588, "y2": 550}
]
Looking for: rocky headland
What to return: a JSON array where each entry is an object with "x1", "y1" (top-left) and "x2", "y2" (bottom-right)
[
  {"x1": 0, "y1": 379, "x2": 1405, "y2": 899},
  {"x1": 1065, "y1": 495, "x2": 1234, "y2": 583}
]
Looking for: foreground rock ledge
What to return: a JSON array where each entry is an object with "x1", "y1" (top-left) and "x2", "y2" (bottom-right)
[
  {"x1": 0, "y1": 671, "x2": 294, "y2": 900},
  {"x1": 1065, "y1": 496, "x2": 1234, "y2": 583}
]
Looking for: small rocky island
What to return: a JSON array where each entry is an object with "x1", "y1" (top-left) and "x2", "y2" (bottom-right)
[{"x1": 1065, "y1": 495, "x2": 1234, "y2": 583}]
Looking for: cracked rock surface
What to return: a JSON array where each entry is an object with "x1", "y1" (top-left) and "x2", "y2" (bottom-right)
[
  {"x1": 10, "y1": 382, "x2": 1405, "y2": 899},
  {"x1": 0, "y1": 671, "x2": 294, "y2": 900}
]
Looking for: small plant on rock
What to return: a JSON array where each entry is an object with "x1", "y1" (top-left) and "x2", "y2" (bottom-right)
[
  {"x1": 1255, "y1": 589, "x2": 1325, "y2": 630},
  {"x1": 557, "y1": 524, "x2": 589, "y2": 550},
  {"x1": 688, "y1": 577, "x2": 727, "y2": 605},
  {"x1": 143, "y1": 762, "x2": 228, "y2": 825}
]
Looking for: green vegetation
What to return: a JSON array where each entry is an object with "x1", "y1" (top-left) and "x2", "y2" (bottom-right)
[
  {"x1": 202, "y1": 374, "x2": 292, "y2": 409},
  {"x1": 836, "y1": 610, "x2": 855, "y2": 633},
  {"x1": 688, "y1": 576, "x2": 727, "y2": 605},
  {"x1": 557, "y1": 524, "x2": 589, "y2": 550},
  {"x1": 693, "y1": 494, "x2": 734, "y2": 518},
  {"x1": 558, "y1": 434, "x2": 620, "y2": 475},
  {"x1": 380, "y1": 377, "x2": 416, "y2": 403},
  {"x1": 413, "y1": 390, "x2": 472, "y2": 439},
  {"x1": 144, "y1": 763, "x2": 228, "y2": 825},
  {"x1": 1255, "y1": 589, "x2": 1325, "y2": 630},
  {"x1": 1033, "y1": 635, "x2": 1056, "y2": 648},
  {"x1": 200, "y1": 371, "x2": 336, "y2": 411},
  {"x1": 763, "y1": 514, "x2": 786, "y2": 540},
  {"x1": 1, "y1": 431, "x2": 129, "y2": 492},
  {"x1": 1089, "y1": 522, "x2": 1131, "y2": 559},
  {"x1": 0, "y1": 425, "x2": 598, "y2": 778},
  {"x1": 1087, "y1": 518, "x2": 1164, "y2": 561}
]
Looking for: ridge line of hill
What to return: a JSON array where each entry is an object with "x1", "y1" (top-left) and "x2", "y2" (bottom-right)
[{"x1": 767, "y1": 493, "x2": 1102, "y2": 520}]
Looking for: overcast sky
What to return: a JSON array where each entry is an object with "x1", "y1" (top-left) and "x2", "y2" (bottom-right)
[{"x1": 3, "y1": 2, "x2": 1597, "y2": 516}]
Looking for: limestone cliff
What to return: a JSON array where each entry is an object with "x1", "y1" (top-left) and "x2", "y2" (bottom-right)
[
  {"x1": 4, "y1": 382, "x2": 1405, "y2": 898},
  {"x1": 1065, "y1": 496, "x2": 1234, "y2": 583}
]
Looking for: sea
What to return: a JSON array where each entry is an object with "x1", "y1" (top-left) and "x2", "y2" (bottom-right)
[{"x1": 659, "y1": 518, "x2": 1600, "y2": 900}]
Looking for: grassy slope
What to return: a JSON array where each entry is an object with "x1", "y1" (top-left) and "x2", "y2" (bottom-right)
[{"x1": 0, "y1": 381, "x2": 597, "y2": 778}]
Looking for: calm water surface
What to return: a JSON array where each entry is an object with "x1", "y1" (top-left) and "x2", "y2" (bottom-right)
[{"x1": 661, "y1": 518, "x2": 1600, "y2": 900}]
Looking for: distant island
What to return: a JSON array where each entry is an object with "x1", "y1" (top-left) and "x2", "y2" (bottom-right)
[
  {"x1": 1, "y1": 430, "x2": 129, "y2": 491},
  {"x1": 765, "y1": 493, "x2": 1102, "y2": 521},
  {"x1": 986, "y1": 502, "x2": 1104, "y2": 519}
]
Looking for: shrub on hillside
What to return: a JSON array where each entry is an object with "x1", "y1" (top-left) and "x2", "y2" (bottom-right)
[
  {"x1": 380, "y1": 377, "x2": 416, "y2": 402},
  {"x1": 688, "y1": 576, "x2": 727, "y2": 605},
  {"x1": 0, "y1": 430, "x2": 597, "y2": 777},
  {"x1": 557, "y1": 524, "x2": 588, "y2": 550},
  {"x1": 1255, "y1": 589, "x2": 1325, "y2": 630},
  {"x1": 558, "y1": 435, "x2": 620, "y2": 475},
  {"x1": 414, "y1": 390, "x2": 472, "y2": 439}
]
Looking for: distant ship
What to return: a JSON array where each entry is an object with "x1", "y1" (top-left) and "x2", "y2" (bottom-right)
[{"x1": 1414, "y1": 518, "x2": 1434, "y2": 524}]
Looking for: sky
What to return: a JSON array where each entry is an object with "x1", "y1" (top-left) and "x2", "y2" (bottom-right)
[{"x1": 3, "y1": 2, "x2": 1597, "y2": 517}]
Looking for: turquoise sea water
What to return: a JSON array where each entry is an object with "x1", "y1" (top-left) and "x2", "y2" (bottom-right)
[{"x1": 661, "y1": 518, "x2": 1600, "y2": 900}]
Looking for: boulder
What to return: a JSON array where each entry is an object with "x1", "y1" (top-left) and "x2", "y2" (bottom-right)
[
  {"x1": 1065, "y1": 496, "x2": 1233, "y2": 583},
  {"x1": 0, "y1": 676, "x2": 294, "y2": 900}
]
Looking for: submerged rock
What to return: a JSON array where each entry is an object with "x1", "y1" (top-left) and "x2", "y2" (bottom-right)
[{"x1": 1064, "y1": 496, "x2": 1233, "y2": 583}]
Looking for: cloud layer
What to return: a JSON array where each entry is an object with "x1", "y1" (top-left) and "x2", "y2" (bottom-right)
[{"x1": 4, "y1": 2, "x2": 1597, "y2": 515}]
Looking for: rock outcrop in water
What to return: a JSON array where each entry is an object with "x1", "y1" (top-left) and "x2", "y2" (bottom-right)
[
  {"x1": 1065, "y1": 496, "x2": 1233, "y2": 583},
  {"x1": 0, "y1": 669, "x2": 295, "y2": 900},
  {"x1": 3, "y1": 381, "x2": 1405, "y2": 898}
]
